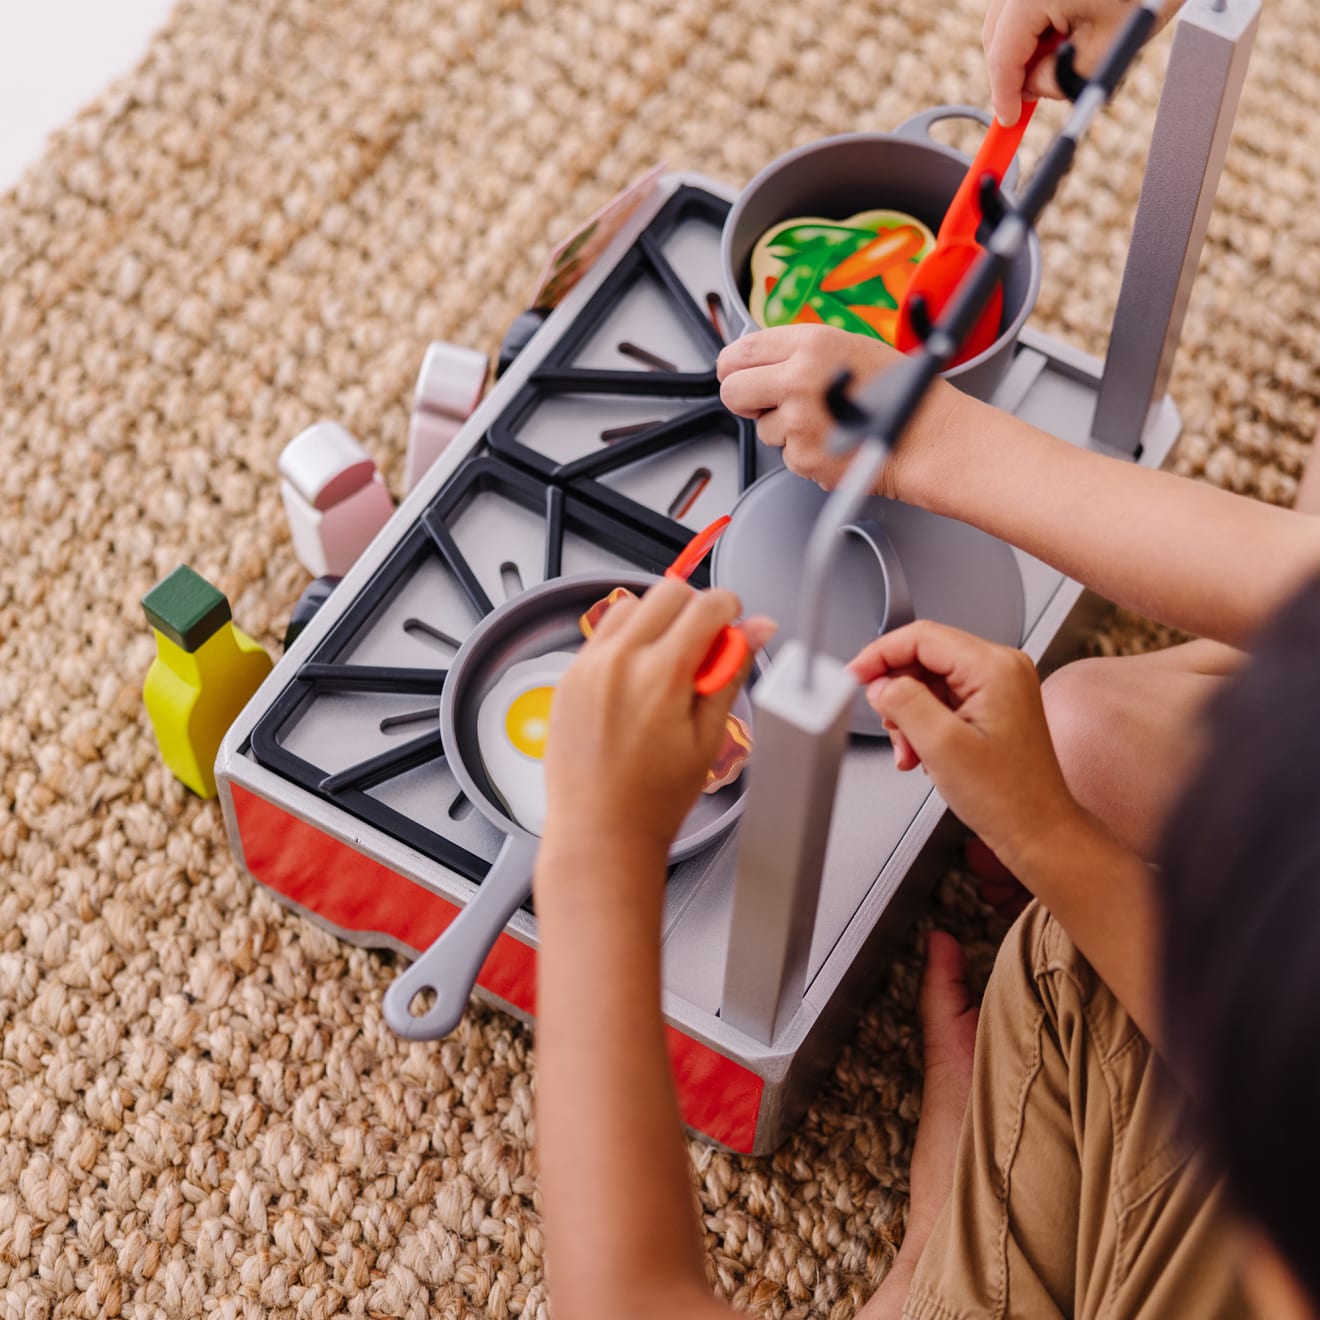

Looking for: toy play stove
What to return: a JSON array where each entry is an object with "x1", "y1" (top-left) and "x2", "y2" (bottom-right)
[{"x1": 219, "y1": 0, "x2": 1255, "y2": 1154}]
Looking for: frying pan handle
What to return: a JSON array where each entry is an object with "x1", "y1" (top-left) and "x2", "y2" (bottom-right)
[
  {"x1": 892, "y1": 106, "x2": 1023, "y2": 194},
  {"x1": 842, "y1": 519, "x2": 915, "y2": 636},
  {"x1": 382, "y1": 832, "x2": 540, "y2": 1041}
]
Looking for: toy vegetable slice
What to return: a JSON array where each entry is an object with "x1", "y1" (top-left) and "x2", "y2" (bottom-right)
[
  {"x1": 849, "y1": 305, "x2": 900, "y2": 342},
  {"x1": 768, "y1": 224, "x2": 875, "y2": 256},
  {"x1": 820, "y1": 225, "x2": 925, "y2": 292},
  {"x1": 835, "y1": 272, "x2": 900, "y2": 311},
  {"x1": 806, "y1": 292, "x2": 878, "y2": 337},
  {"x1": 749, "y1": 210, "x2": 935, "y2": 330},
  {"x1": 763, "y1": 248, "x2": 836, "y2": 327}
]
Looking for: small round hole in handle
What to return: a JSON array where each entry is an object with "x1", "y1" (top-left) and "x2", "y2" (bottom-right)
[{"x1": 383, "y1": 955, "x2": 469, "y2": 1041}]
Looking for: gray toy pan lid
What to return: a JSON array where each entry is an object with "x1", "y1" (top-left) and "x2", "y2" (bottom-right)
[{"x1": 712, "y1": 468, "x2": 1026, "y2": 736}]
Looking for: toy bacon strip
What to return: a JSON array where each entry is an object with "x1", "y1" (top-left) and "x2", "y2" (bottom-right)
[
  {"x1": 579, "y1": 586, "x2": 637, "y2": 638},
  {"x1": 579, "y1": 584, "x2": 754, "y2": 793},
  {"x1": 705, "y1": 713, "x2": 753, "y2": 794}
]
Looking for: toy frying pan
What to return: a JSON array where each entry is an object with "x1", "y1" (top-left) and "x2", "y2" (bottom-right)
[{"x1": 382, "y1": 570, "x2": 752, "y2": 1041}]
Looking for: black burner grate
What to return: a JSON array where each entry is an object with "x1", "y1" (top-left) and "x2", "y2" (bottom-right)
[
  {"x1": 248, "y1": 456, "x2": 689, "y2": 879},
  {"x1": 490, "y1": 187, "x2": 770, "y2": 546}
]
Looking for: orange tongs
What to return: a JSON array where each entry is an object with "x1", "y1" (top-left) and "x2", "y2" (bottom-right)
[{"x1": 665, "y1": 515, "x2": 749, "y2": 695}]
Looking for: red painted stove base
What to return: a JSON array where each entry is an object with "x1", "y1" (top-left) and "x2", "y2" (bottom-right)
[{"x1": 231, "y1": 784, "x2": 765, "y2": 1151}]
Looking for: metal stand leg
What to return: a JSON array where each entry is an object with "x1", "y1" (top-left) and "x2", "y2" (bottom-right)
[
  {"x1": 1091, "y1": 0, "x2": 1260, "y2": 454},
  {"x1": 720, "y1": 642, "x2": 856, "y2": 1044}
]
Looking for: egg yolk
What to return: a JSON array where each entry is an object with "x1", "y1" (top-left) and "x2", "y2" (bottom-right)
[{"x1": 505, "y1": 685, "x2": 554, "y2": 759}]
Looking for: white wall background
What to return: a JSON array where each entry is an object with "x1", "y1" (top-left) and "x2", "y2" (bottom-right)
[{"x1": 0, "y1": 0, "x2": 177, "y2": 190}]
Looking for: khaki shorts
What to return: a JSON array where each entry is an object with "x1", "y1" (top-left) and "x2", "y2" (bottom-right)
[{"x1": 904, "y1": 903, "x2": 1248, "y2": 1319}]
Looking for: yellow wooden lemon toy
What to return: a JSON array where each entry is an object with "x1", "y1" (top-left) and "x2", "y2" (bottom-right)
[{"x1": 142, "y1": 565, "x2": 273, "y2": 798}]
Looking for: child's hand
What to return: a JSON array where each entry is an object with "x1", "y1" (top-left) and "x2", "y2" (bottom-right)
[
  {"x1": 983, "y1": 0, "x2": 1183, "y2": 127},
  {"x1": 541, "y1": 580, "x2": 774, "y2": 872},
  {"x1": 849, "y1": 620, "x2": 1082, "y2": 873},
  {"x1": 717, "y1": 326, "x2": 957, "y2": 496}
]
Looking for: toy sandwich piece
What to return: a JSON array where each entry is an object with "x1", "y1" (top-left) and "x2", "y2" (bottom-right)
[{"x1": 749, "y1": 210, "x2": 936, "y2": 347}]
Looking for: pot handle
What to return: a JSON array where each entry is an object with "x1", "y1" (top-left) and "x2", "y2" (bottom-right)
[
  {"x1": 893, "y1": 106, "x2": 1022, "y2": 194},
  {"x1": 841, "y1": 519, "x2": 915, "y2": 636},
  {"x1": 383, "y1": 831, "x2": 540, "y2": 1041}
]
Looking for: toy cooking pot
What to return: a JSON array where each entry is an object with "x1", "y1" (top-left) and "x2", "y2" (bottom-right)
[
  {"x1": 382, "y1": 571, "x2": 752, "y2": 1041},
  {"x1": 720, "y1": 109, "x2": 1042, "y2": 403}
]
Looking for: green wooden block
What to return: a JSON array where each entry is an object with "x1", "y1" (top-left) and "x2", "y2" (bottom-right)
[{"x1": 142, "y1": 565, "x2": 231, "y2": 653}]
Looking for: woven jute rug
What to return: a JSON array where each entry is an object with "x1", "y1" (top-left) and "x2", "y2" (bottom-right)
[{"x1": 1, "y1": 0, "x2": 1316, "y2": 1315}]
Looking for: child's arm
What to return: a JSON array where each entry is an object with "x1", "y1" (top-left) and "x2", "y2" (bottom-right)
[
  {"x1": 719, "y1": 327, "x2": 1320, "y2": 648},
  {"x1": 850, "y1": 620, "x2": 1162, "y2": 1042},
  {"x1": 535, "y1": 837, "x2": 733, "y2": 1320},
  {"x1": 533, "y1": 582, "x2": 770, "y2": 1320}
]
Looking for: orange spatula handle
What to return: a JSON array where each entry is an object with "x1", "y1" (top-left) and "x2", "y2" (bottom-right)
[
  {"x1": 693, "y1": 627, "x2": 750, "y2": 695},
  {"x1": 661, "y1": 514, "x2": 749, "y2": 694},
  {"x1": 664, "y1": 515, "x2": 732, "y2": 582},
  {"x1": 937, "y1": 33, "x2": 1062, "y2": 244},
  {"x1": 937, "y1": 101, "x2": 1039, "y2": 244}
]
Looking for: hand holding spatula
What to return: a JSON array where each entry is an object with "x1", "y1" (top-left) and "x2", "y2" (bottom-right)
[{"x1": 896, "y1": 38, "x2": 1061, "y2": 364}]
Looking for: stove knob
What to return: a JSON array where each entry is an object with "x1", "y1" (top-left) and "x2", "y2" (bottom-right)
[
  {"x1": 413, "y1": 340, "x2": 489, "y2": 418},
  {"x1": 283, "y1": 576, "x2": 343, "y2": 650},
  {"x1": 496, "y1": 307, "x2": 551, "y2": 379}
]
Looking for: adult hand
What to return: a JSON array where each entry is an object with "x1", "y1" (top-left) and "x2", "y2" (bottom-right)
[
  {"x1": 849, "y1": 620, "x2": 1082, "y2": 872},
  {"x1": 983, "y1": 0, "x2": 1184, "y2": 126},
  {"x1": 541, "y1": 580, "x2": 774, "y2": 870},
  {"x1": 717, "y1": 325, "x2": 958, "y2": 496}
]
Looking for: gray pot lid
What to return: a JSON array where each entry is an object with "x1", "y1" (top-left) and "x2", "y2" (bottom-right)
[{"x1": 712, "y1": 467, "x2": 1025, "y2": 736}]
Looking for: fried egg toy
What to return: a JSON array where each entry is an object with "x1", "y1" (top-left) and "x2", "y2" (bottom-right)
[{"x1": 475, "y1": 650, "x2": 577, "y2": 834}]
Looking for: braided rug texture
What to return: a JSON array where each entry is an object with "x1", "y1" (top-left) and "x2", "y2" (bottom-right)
[{"x1": 0, "y1": 0, "x2": 1316, "y2": 1316}]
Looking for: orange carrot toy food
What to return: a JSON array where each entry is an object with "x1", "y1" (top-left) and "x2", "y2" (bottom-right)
[{"x1": 819, "y1": 225, "x2": 925, "y2": 292}]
